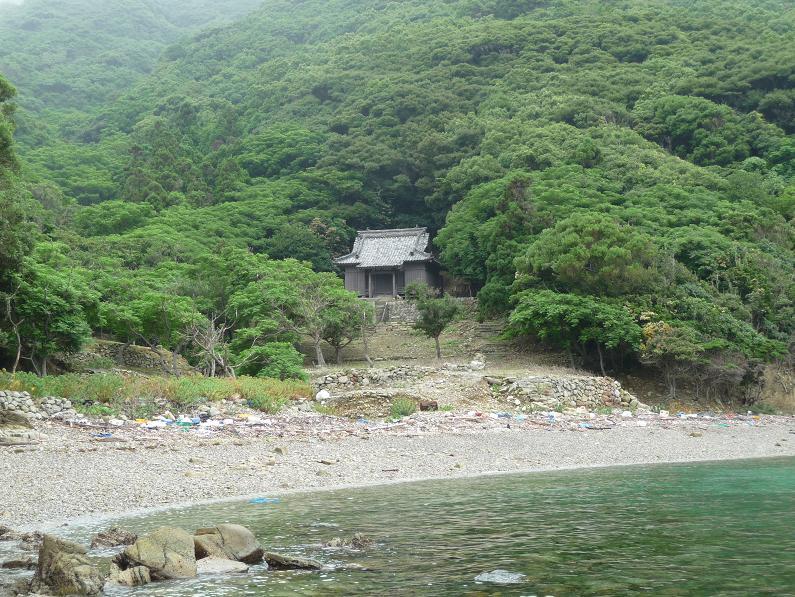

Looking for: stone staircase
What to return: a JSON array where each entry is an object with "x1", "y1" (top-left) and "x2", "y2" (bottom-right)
[{"x1": 474, "y1": 320, "x2": 513, "y2": 357}]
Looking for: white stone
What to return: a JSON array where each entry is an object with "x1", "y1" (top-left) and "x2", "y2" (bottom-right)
[{"x1": 315, "y1": 390, "x2": 331, "y2": 401}]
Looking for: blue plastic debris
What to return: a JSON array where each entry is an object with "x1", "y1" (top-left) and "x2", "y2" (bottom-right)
[
  {"x1": 249, "y1": 497, "x2": 280, "y2": 505},
  {"x1": 92, "y1": 432, "x2": 113, "y2": 438}
]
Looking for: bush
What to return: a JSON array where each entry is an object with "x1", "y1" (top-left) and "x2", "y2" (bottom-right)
[
  {"x1": 0, "y1": 371, "x2": 312, "y2": 415},
  {"x1": 390, "y1": 397, "x2": 417, "y2": 419}
]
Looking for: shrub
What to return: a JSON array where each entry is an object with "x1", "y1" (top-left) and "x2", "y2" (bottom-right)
[{"x1": 390, "y1": 397, "x2": 417, "y2": 419}]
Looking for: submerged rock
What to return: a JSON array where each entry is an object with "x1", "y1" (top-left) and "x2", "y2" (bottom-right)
[
  {"x1": 262, "y1": 551, "x2": 323, "y2": 570},
  {"x1": 121, "y1": 526, "x2": 196, "y2": 580},
  {"x1": 1, "y1": 557, "x2": 35, "y2": 570},
  {"x1": 196, "y1": 556, "x2": 250, "y2": 575},
  {"x1": 474, "y1": 569, "x2": 527, "y2": 584},
  {"x1": 90, "y1": 527, "x2": 138, "y2": 549},
  {"x1": 322, "y1": 533, "x2": 374, "y2": 549},
  {"x1": 31, "y1": 535, "x2": 104, "y2": 596},
  {"x1": 194, "y1": 524, "x2": 263, "y2": 564}
]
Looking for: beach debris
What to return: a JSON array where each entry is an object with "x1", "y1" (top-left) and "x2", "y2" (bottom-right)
[
  {"x1": 194, "y1": 524, "x2": 264, "y2": 564},
  {"x1": 263, "y1": 551, "x2": 323, "y2": 570},
  {"x1": 249, "y1": 497, "x2": 280, "y2": 505},
  {"x1": 474, "y1": 569, "x2": 527, "y2": 584},
  {"x1": 419, "y1": 400, "x2": 438, "y2": 411},
  {"x1": 90, "y1": 527, "x2": 137, "y2": 549},
  {"x1": 315, "y1": 390, "x2": 331, "y2": 401}
]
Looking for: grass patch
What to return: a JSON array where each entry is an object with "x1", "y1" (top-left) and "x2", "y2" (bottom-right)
[
  {"x1": 0, "y1": 371, "x2": 312, "y2": 416},
  {"x1": 312, "y1": 403, "x2": 340, "y2": 416},
  {"x1": 439, "y1": 404, "x2": 454, "y2": 412},
  {"x1": 390, "y1": 397, "x2": 417, "y2": 419},
  {"x1": 748, "y1": 402, "x2": 778, "y2": 415}
]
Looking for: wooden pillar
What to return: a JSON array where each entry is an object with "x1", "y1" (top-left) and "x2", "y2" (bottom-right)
[{"x1": 368, "y1": 271, "x2": 373, "y2": 298}]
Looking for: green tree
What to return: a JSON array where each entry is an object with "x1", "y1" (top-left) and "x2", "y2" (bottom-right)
[{"x1": 406, "y1": 282, "x2": 461, "y2": 359}]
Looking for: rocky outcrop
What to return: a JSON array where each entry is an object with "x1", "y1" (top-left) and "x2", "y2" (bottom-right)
[
  {"x1": 110, "y1": 564, "x2": 151, "y2": 587},
  {"x1": 196, "y1": 557, "x2": 250, "y2": 575},
  {"x1": 119, "y1": 526, "x2": 196, "y2": 580},
  {"x1": 263, "y1": 551, "x2": 323, "y2": 570},
  {"x1": 194, "y1": 524, "x2": 263, "y2": 564},
  {"x1": 90, "y1": 527, "x2": 137, "y2": 549},
  {"x1": 30, "y1": 535, "x2": 104, "y2": 596}
]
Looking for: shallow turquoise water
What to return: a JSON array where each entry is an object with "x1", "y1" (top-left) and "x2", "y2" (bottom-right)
[{"x1": 7, "y1": 457, "x2": 795, "y2": 595}]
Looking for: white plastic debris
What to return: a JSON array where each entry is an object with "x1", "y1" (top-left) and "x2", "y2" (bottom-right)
[
  {"x1": 315, "y1": 389, "x2": 331, "y2": 401},
  {"x1": 621, "y1": 410, "x2": 633, "y2": 417}
]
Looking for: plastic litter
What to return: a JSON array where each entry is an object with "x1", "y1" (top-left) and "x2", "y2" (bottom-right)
[
  {"x1": 92, "y1": 432, "x2": 113, "y2": 438},
  {"x1": 578, "y1": 423, "x2": 593, "y2": 429},
  {"x1": 636, "y1": 420, "x2": 648, "y2": 427},
  {"x1": 659, "y1": 410, "x2": 670, "y2": 418},
  {"x1": 249, "y1": 497, "x2": 280, "y2": 505},
  {"x1": 621, "y1": 410, "x2": 633, "y2": 417}
]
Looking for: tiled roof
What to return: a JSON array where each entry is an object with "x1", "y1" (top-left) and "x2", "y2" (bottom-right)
[{"x1": 334, "y1": 228, "x2": 433, "y2": 268}]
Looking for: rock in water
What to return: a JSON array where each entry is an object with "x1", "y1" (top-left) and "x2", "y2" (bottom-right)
[
  {"x1": 116, "y1": 565, "x2": 151, "y2": 586},
  {"x1": 262, "y1": 551, "x2": 323, "y2": 570},
  {"x1": 31, "y1": 535, "x2": 104, "y2": 596},
  {"x1": 474, "y1": 569, "x2": 526, "y2": 584},
  {"x1": 90, "y1": 527, "x2": 138, "y2": 549},
  {"x1": 193, "y1": 524, "x2": 263, "y2": 564},
  {"x1": 121, "y1": 526, "x2": 196, "y2": 579},
  {"x1": 196, "y1": 557, "x2": 250, "y2": 575}
]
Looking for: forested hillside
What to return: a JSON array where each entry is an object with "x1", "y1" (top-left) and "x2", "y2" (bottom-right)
[{"x1": 1, "y1": 0, "x2": 793, "y2": 399}]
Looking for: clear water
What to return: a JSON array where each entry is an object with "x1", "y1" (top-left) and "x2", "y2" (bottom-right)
[{"x1": 4, "y1": 458, "x2": 795, "y2": 596}]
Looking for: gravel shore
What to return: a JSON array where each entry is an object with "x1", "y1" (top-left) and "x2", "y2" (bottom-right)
[{"x1": 2, "y1": 413, "x2": 794, "y2": 530}]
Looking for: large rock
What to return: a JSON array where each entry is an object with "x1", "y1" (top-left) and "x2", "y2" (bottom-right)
[
  {"x1": 196, "y1": 557, "x2": 250, "y2": 575},
  {"x1": 193, "y1": 524, "x2": 263, "y2": 564},
  {"x1": 90, "y1": 527, "x2": 137, "y2": 549},
  {"x1": 32, "y1": 534, "x2": 104, "y2": 596},
  {"x1": 262, "y1": 551, "x2": 323, "y2": 570},
  {"x1": 109, "y1": 562, "x2": 151, "y2": 587},
  {"x1": 121, "y1": 526, "x2": 196, "y2": 580}
]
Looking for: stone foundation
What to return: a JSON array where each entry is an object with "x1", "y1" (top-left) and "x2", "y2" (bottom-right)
[
  {"x1": 486, "y1": 375, "x2": 643, "y2": 411},
  {"x1": 0, "y1": 391, "x2": 77, "y2": 422},
  {"x1": 314, "y1": 366, "x2": 433, "y2": 391}
]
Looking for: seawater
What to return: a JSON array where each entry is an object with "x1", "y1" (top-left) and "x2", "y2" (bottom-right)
[{"x1": 3, "y1": 457, "x2": 794, "y2": 595}]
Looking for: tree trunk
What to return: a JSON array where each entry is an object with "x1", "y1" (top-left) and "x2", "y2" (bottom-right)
[
  {"x1": 41, "y1": 357, "x2": 48, "y2": 377},
  {"x1": 315, "y1": 339, "x2": 326, "y2": 368},
  {"x1": 335, "y1": 346, "x2": 342, "y2": 365},
  {"x1": 596, "y1": 343, "x2": 606, "y2": 376},
  {"x1": 434, "y1": 335, "x2": 441, "y2": 359},
  {"x1": 11, "y1": 328, "x2": 21, "y2": 374},
  {"x1": 362, "y1": 310, "x2": 373, "y2": 367}
]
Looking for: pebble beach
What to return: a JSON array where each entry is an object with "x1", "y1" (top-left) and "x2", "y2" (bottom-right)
[{"x1": 2, "y1": 411, "x2": 794, "y2": 530}]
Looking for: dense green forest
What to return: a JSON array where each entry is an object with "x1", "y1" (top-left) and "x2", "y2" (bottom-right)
[{"x1": 1, "y1": 0, "x2": 793, "y2": 400}]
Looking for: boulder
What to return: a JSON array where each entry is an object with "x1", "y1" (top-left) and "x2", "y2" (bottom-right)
[
  {"x1": 90, "y1": 527, "x2": 137, "y2": 549},
  {"x1": 32, "y1": 534, "x2": 104, "y2": 596},
  {"x1": 262, "y1": 551, "x2": 323, "y2": 570},
  {"x1": 194, "y1": 524, "x2": 263, "y2": 565},
  {"x1": 196, "y1": 556, "x2": 250, "y2": 575},
  {"x1": 116, "y1": 565, "x2": 151, "y2": 587},
  {"x1": 121, "y1": 526, "x2": 196, "y2": 580}
]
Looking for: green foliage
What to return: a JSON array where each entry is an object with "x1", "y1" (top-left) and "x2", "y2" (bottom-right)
[
  {"x1": 390, "y1": 397, "x2": 418, "y2": 419},
  {"x1": 0, "y1": 370, "x2": 311, "y2": 413},
  {"x1": 0, "y1": 0, "x2": 793, "y2": 397},
  {"x1": 252, "y1": 342, "x2": 306, "y2": 381},
  {"x1": 407, "y1": 282, "x2": 462, "y2": 358}
]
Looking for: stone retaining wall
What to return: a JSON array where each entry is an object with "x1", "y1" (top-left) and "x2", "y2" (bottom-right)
[
  {"x1": 486, "y1": 375, "x2": 642, "y2": 411},
  {"x1": 314, "y1": 366, "x2": 434, "y2": 391},
  {"x1": 0, "y1": 391, "x2": 77, "y2": 422}
]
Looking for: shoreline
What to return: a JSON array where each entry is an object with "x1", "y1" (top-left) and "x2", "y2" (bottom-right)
[
  {"x1": 48, "y1": 453, "x2": 795, "y2": 533},
  {"x1": 2, "y1": 413, "x2": 794, "y2": 531}
]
